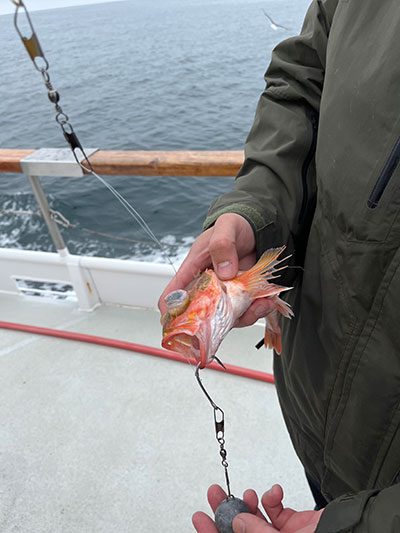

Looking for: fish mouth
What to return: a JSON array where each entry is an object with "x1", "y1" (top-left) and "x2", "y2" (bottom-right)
[{"x1": 162, "y1": 329, "x2": 210, "y2": 368}]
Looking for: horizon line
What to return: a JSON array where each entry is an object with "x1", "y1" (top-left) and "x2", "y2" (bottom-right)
[{"x1": 0, "y1": 0, "x2": 127, "y2": 17}]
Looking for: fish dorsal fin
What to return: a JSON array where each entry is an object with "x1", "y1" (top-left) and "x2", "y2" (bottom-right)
[{"x1": 235, "y1": 246, "x2": 291, "y2": 297}]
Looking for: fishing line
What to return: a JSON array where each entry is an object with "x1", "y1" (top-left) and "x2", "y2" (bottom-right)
[
  {"x1": 9, "y1": 3, "x2": 267, "y2": 519},
  {"x1": 195, "y1": 363, "x2": 233, "y2": 498},
  {"x1": 85, "y1": 171, "x2": 178, "y2": 274},
  {"x1": 77, "y1": 161, "x2": 178, "y2": 274},
  {"x1": 10, "y1": 0, "x2": 178, "y2": 276}
]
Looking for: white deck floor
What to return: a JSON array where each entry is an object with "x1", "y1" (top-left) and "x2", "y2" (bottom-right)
[{"x1": 0, "y1": 292, "x2": 313, "y2": 532}]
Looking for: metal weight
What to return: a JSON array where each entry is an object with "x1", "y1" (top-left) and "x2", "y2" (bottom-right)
[{"x1": 215, "y1": 497, "x2": 251, "y2": 533}]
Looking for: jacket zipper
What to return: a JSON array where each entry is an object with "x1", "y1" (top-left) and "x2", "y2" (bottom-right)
[
  {"x1": 298, "y1": 112, "x2": 318, "y2": 224},
  {"x1": 367, "y1": 136, "x2": 400, "y2": 209}
]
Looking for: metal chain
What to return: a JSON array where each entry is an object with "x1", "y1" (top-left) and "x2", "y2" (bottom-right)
[
  {"x1": 195, "y1": 365, "x2": 233, "y2": 498},
  {"x1": 11, "y1": 0, "x2": 93, "y2": 170}
]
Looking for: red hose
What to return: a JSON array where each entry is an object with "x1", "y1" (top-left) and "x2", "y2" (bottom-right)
[{"x1": 0, "y1": 320, "x2": 275, "y2": 384}]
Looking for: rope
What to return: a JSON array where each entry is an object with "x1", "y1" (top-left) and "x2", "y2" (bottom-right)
[{"x1": 0, "y1": 208, "x2": 185, "y2": 249}]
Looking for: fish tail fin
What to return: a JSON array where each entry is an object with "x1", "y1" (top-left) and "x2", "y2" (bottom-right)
[
  {"x1": 263, "y1": 297, "x2": 294, "y2": 354},
  {"x1": 235, "y1": 246, "x2": 291, "y2": 298},
  {"x1": 264, "y1": 323, "x2": 282, "y2": 354}
]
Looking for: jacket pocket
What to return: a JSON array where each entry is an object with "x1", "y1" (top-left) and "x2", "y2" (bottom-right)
[
  {"x1": 347, "y1": 131, "x2": 400, "y2": 243},
  {"x1": 367, "y1": 137, "x2": 400, "y2": 209},
  {"x1": 298, "y1": 112, "x2": 318, "y2": 225}
]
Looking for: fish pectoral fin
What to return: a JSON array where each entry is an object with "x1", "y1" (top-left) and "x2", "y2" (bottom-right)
[
  {"x1": 274, "y1": 295, "x2": 294, "y2": 319},
  {"x1": 251, "y1": 283, "x2": 292, "y2": 300}
]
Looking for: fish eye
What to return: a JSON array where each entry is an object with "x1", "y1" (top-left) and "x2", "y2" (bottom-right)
[
  {"x1": 164, "y1": 289, "x2": 190, "y2": 318},
  {"x1": 164, "y1": 289, "x2": 189, "y2": 309}
]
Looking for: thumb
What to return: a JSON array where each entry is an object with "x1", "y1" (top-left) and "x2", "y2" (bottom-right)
[
  {"x1": 208, "y1": 216, "x2": 240, "y2": 279},
  {"x1": 233, "y1": 514, "x2": 277, "y2": 533}
]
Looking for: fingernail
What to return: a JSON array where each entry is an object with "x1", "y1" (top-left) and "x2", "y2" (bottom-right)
[
  {"x1": 217, "y1": 261, "x2": 233, "y2": 277},
  {"x1": 233, "y1": 517, "x2": 246, "y2": 533}
]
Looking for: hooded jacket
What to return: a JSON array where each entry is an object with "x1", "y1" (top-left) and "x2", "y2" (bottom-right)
[{"x1": 203, "y1": 0, "x2": 400, "y2": 530}]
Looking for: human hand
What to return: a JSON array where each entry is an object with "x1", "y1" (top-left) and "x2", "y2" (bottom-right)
[
  {"x1": 192, "y1": 484, "x2": 323, "y2": 533},
  {"x1": 158, "y1": 213, "x2": 275, "y2": 325}
]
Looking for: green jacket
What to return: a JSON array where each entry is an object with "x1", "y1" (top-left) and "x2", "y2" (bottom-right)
[{"x1": 204, "y1": 0, "x2": 400, "y2": 530}]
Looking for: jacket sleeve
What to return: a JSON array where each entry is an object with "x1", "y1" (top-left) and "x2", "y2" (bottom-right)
[
  {"x1": 203, "y1": 0, "x2": 339, "y2": 258},
  {"x1": 316, "y1": 484, "x2": 400, "y2": 532}
]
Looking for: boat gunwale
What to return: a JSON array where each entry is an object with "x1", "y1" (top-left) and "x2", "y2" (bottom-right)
[{"x1": 0, "y1": 149, "x2": 243, "y2": 177}]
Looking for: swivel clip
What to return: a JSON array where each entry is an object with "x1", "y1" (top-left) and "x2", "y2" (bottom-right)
[{"x1": 13, "y1": 1, "x2": 49, "y2": 71}]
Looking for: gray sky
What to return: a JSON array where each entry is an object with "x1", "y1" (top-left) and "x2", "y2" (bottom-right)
[{"x1": 0, "y1": 0, "x2": 124, "y2": 16}]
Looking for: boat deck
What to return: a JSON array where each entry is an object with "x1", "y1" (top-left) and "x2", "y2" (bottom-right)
[{"x1": 0, "y1": 292, "x2": 313, "y2": 532}]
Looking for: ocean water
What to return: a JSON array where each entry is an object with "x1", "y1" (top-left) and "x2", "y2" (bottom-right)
[{"x1": 0, "y1": 0, "x2": 310, "y2": 264}]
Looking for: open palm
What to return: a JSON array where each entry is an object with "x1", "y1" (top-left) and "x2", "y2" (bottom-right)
[{"x1": 192, "y1": 484, "x2": 323, "y2": 533}]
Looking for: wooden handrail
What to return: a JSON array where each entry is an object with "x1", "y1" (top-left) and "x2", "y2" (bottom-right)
[
  {"x1": 0, "y1": 149, "x2": 243, "y2": 177},
  {"x1": 0, "y1": 149, "x2": 35, "y2": 173}
]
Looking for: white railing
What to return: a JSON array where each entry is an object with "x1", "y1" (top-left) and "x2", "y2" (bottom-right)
[
  {"x1": 0, "y1": 148, "x2": 241, "y2": 310},
  {"x1": 0, "y1": 247, "x2": 174, "y2": 310}
]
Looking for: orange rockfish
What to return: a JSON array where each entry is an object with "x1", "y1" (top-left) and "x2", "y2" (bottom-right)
[{"x1": 161, "y1": 246, "x2": 293, "y2": 368}]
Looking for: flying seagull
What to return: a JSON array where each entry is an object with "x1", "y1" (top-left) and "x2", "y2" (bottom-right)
[{"x1": 262, "y1": 10, "x2": 290, "y2": 31}]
